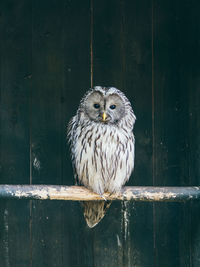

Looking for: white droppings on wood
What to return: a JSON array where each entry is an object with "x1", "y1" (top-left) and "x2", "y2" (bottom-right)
[
  {"x1": 116, "y1": 234, "x2": 122, "y2": 247},
  {"x1": 121, "y1": 201, "x2": 130, "y2": 242},
  {"x1": 123, "y1": 201, "x2": 130, "y2": 241},
  {"x1": 33, "y1": 157, "x2": 41, "y2": 170},
  {"x1": 3, "y1": 209, "x2": 10, "y2": 267},
  {"x1": 141, "y1": 191, "x2": 177, "y2": 201},
  {"x1": 121, "y1": 201, "x2": 132, "y2": 267},
  {"x1": 14, "y1": 189, "x2": 49, "y2": 199},
  {"x1": 124, "y1": 188, "x2": 178, "y2": 201}
]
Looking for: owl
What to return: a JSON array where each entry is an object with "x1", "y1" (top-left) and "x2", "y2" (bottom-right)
[{"x1": 67, "y1": 86, "x2": 136, "y2": 228}]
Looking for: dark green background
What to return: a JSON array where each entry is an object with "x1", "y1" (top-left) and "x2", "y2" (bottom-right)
[{"x1": 0, "y1": 0, "x2": 200, "y2": 266}]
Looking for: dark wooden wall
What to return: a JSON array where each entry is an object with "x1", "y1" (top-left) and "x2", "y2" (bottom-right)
[{"x1": 0, "y1": 0, "x2": 200, "y2": 266}]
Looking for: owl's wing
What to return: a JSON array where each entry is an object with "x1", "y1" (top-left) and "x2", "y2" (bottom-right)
[
  {"x1": 67, "y1": 116, "x2": 79, "y2": 185},
  {"x1": 67, "y1": 116, "x2": 76, "y2": 143}
]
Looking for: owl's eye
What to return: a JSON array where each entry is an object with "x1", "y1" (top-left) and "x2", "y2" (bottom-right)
[
  {"x1": 109, "y1": 105, "x2": 116, "y2": 110},
  {"x1": 93, "y1": 103, "x2": 100, "y2": 109}
]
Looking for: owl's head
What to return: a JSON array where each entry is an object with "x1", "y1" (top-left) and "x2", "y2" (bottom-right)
[{"x1": 79, "y1": 86, "x2": 136, "y2": 128}]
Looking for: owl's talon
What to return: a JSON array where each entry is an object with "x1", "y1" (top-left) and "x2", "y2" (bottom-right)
[
  {"x1": 100, "y1": 194, "x2": 107, "y2": 201},
  {"x1": 108, "y1": 191, "x2": 114, "y2": 197}
]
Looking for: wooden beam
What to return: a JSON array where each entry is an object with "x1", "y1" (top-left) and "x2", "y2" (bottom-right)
[{"x1": 0, "y1": 185, "x2": 199, "y2": 201}]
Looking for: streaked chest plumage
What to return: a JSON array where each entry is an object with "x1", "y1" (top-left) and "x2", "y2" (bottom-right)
[{"x1": 72, "y1": 121, "x2": 135, "y2": 195}]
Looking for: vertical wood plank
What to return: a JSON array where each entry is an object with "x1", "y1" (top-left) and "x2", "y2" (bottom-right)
[
  {"x1": 31, "y1": 1, "x2": 65, "y2": 266},
  {"x1": 62, "y1": 0, "x2": 91, "y2": 186},
  {"x1": 31, "y1": 0, "x2": 64, "y2": 185},
  {"x1": 0, "y1": 1, "x2": 31, "y2": 183},
  {"x1": 0, "y1": 1, "x2": 32, "y2": 266},
  {"x1": 93, "y1": 0, "x2": 154, "y2": 266},
  {"x1": 121, "y1": 1, "x2": 154, "y2": 266},
  {"x1": 178, "y1": 1, "x2": 200, "y2": 266},
  {"x1": 186, "y1": 2, "x2": 200, "y2": 266},
  {"x1": 152, "y1": 1, "x2": 198, "y2": 266}
]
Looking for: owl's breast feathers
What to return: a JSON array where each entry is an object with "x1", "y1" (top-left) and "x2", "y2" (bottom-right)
[{"x1": 70, "y1": 120, "x2": 135, "y2": 195}]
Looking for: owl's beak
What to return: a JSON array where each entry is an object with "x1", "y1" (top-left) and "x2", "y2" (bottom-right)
[{"x1": 102, "y1": 112, "x2": 107, "y2": 122}]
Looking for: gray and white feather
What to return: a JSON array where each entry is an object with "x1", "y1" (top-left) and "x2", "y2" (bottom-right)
[{"x1": 68, "y1": 86, "x2": 136, "y2": 227}]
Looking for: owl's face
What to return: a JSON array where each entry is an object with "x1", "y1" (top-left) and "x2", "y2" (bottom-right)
[{"x1": 84, "y1": 89, "x2": 125, "y2": 124}]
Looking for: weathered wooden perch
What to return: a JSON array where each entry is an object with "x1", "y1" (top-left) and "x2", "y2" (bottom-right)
[{"x1": 0, "y1": 185, "x2": 199, "y2": 202}]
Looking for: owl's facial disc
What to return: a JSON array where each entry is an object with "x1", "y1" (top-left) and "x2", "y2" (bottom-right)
[{"x1": 85, "y1": 91, "x2": 125, "y2": 124}]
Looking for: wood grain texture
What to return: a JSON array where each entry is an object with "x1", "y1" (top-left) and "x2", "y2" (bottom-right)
[
  {"x1": 121, "y1": 1, "x2": 154, "y2": 266},
  {"x1": 152, "y1": 1, "x2": 200, "y2": 266},
  {"x1": 0, "y1": 1, "x2": 31, "y2": 266},
  {"x1": 185, "y1": 1, "x2": 200, "y2": 266},
  {"x1": 31, "y1": 1, "x2": 65, "y2": 266}
]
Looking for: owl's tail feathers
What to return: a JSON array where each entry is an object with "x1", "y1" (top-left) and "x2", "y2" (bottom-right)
[{"x1": 81, "y1": 201, "x2": 112, "y2": 228}]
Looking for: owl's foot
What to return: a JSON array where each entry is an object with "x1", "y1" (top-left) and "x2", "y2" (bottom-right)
[
  {"x1": 108, "y1": 191, "x2": 114, "y2": 197},
  {"x1": 100, "y1": 194, "x2": 107, "y2": 201},
  {"x1": 107, "y1": 190, "x2": 122, "y2": 200},
  {"x1": 102, "y1": 191, "x2": 116, "y2": 200}
]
